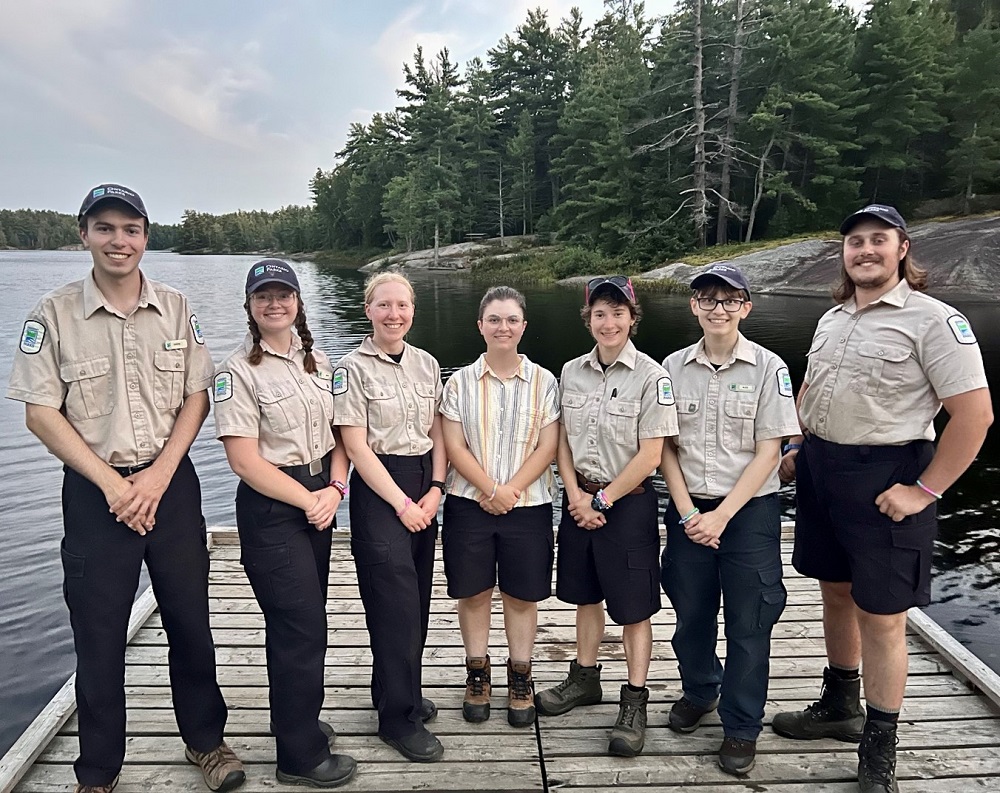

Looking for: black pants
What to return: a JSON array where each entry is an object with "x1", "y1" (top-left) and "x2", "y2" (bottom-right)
[
  {"x1": 236, "y1": 459, "x2": 333, "y2": 775},
  {"x1": 349, "y1": 453, "x2": 437, "y2": 739},
  {"x1": 61, "y1": 456, "x2": 226, "y2": 787}
]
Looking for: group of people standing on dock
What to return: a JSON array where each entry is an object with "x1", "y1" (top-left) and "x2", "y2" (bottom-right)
[{"x1": 7, "y1": 184, "x2": 992, "y2": 793}]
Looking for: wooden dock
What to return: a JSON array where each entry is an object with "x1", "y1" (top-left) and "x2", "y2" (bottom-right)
[{"x1": 4, "y1": 526, "x2": 1000, "y2": 792}]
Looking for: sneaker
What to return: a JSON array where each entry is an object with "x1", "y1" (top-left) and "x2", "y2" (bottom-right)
[
  {"x1": 858, "y1": 720, "x2": 899, "y2": 793},
  {"x1": 608, "y1": 685, "x2": 649, "y2": 757},
  {"x1": 75, "y1": 777, "x2": 119, "y2": 793},
  {"x1": 535, "y1": 659, "x2": 603, "y2": 717},
  {"x1": 718, "y1": 737, "x2": 756, "y2": 776},
  {"x1": 463, "y1": 656, "x2": 492, "y2": 723},
  {"x1": 772, "y1": 667, "x2": 864, "y2": 742},
  {"x1": 184, "y1": 741, "x2": 246, "y2": 792},
  {"x1": 667, "y1": 696, "x2": 719, "y2": 734},
  {"x1": 507, "y1": 659, "x2": 535, "y2": 728}
]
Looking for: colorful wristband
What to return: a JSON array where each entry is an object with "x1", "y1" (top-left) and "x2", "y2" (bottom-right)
[
  {"x1": 782, "y1": 442, "x2": 802, "y2": 455},
  {"x1": 595, "y1": 489, "x2": 614, "y2": 509},
  {"x1": 396, "y1": 497, "x2": 413, "y2": 517},
  {"x1": 328, "y1": 480, "x2": 348, "y2": 497},
  {"x1": 678, "y1": 507, "x2": 700, "y2": 525},
  {"x1": 915, "y1": 479, "x2": 943, "y2": 500}
]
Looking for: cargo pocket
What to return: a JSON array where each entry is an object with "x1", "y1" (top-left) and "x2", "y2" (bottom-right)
[
  {"x1": 889, "y1": 522, "x2": 934, "y2": 603},
  {"x1": 61, "y1": 542, "x2": 86, "y2": 603},
  {"x1": 152, "y1": 350, "x2": 185, "y2": 409},
  {"x1": 755, "y1": 566, "x2": 787, "y2": 630},
  {"x1": 241, "y1": 543, "x2": 306, "y2": 610},
  {"x1": 350, "y1": 538, "x2": 391, "y2": 567},
  {"x1": 60, "y1": 356, "x2": 113, "y2": 420},
  {"x1": 622, "y1": 543, "x2": 661, "y2": 623}
]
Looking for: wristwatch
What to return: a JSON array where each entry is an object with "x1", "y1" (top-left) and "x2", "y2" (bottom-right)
[
  {"x1": 591, "y1": 489, "x2": 612, "y2": 512},
  {"x1": 430, "y1": 480, "x2": 447, "y2": 494}
]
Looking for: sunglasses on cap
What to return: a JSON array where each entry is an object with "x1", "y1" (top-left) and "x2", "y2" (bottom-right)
[{"x1": 585, "y1": 276, "x2": 636, "y2": 305}]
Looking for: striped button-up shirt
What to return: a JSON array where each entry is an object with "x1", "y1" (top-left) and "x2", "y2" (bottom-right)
[{"x1": 440, "y1": 354, "x2": 560, "y2": 507}]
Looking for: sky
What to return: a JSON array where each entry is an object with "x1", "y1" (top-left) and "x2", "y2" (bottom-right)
[{"x1": 0, "y1": 0, "x2": 866, "y2": 224}]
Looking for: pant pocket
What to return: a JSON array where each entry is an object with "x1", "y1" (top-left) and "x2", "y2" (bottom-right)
[
  {"x1": 241, "y1": 543, "x2": 307, "y2": 610},
  {"x1": 888, "y1": 522, "x2": 935, "y2": 603},
  {"x1": 755, "y1": 566, "x2": 787, "y2": 631}
]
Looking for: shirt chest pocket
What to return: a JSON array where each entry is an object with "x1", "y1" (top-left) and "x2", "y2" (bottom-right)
[
  {"x1": 362, "y1": 381, "x2": 402, "y2": 428},
  {"x1": 560, "y1": 391, "x2": 588, "y2": 436},
  {"x1": 60, "y1": 356, "x2": 113, "y2": 420},
  {"x1": 414, "y1": 382, "x2": 437, "y2": 430},
  {"x1": 849, "y1": 341, "x2": 911, "y2": 397},
  {"x1": 674, "y1": 398, "x2": 701, "y2": 447},
  {"x1": 723, "y1": 398, "x2": 758, "y2": 452},
  {"x1": 606, "y1": 398, "x2": 641, "y2": 445},
  {"x1": 259, "y1": 386, "x2": 305, "y2": 434},
  {"x1": 311, "y1": 374, "x2": 335, "y2": 423},
  {"x1": 153, "y1": 350, "x2": 186, "y2": 410}
]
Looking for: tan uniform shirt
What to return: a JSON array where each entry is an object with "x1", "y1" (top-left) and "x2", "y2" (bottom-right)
[
  {"x1": 334, "y1": 336, "x2": 442, "y2": 456},
  {"x1": 440, "y1": 354, "x2": 560, "y2": 506},
  {"x1": 560, "y1": 339, "x2": 679, "y2": 482},
  {"x1": 800, "y1": 280, "x2": 989, "y2": 445},
  {"x1": 663, "y1": 333, "x2": 800, "y2": 497},
  {"x1": 7, "y1": 272, "x2": 213, "y2": 466},
  {"x1": 213, "y1": 333, "x2": 336, "y2": 467}
]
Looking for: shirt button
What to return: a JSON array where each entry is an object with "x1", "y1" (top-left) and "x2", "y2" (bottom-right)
[
  {"x1": 712, "y1": 375, "x2": 719, "y2": 380},
  {"x1": 310, "y1": 399, "x2": 316, "y2": 405},
  {"x1": 402, "y1": 383, "x2": 409, "y2": 389},
  {"x1": 129, "y1": 383, "x2": 138, "y2": 390},
  {"x1": 298, "y1": 378, "x2": 305, "y2": 384},
  {"x1": 140, "y1": 442, "x2": 148, "y2": 448},
  {"x1": 312, "y1": 422, "x2": 318, "y2": 428},
  {"x1": 174, "y1": 363, "x2": 181, "y2": 369},
  {"x1": 408, "y1": 404, "x2": 413, "y2": 409},
  {"x1": 832, "y1": 365, "x2": 838, "y2": 370},
  {"x1": 709, "y1": 400, "x2": 716, "y2": 406},
  {"x1": 877, "y1": 351, "x2": 884, "y2": 356}
]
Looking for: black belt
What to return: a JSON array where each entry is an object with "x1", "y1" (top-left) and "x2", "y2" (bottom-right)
[
  {"x1": 112, "y1": 460, "x2": 155, "y2": 476},
  {"x1": 576, "y1": 472, "x2": 645, "y2": 496},
  {"x1": 280, "y1": 452, "x2": 332, "y2": 480}
]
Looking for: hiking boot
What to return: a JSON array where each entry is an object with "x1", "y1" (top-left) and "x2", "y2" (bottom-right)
[
  {"x1": 379, "y1": 726, "x2": 445, "y2": 762},
  {"x1": 75, "y1": 777, "x2": 119, "y2": 793},
  {"x1": 276, "y1": 754, "x2": 357, "y2": 788},
  {"x1": 185, "y1": 741, "x2": 246, "y2": 792},
  {"x1": 535, "y1": 660, "x2": 603, "y2": 717},
  {"x1": 771, "y1": 667, "x2": 864, "y2": 742},
  {"x1": 507, "y1": 659, "x2": 535, "y2": 728},
  {"x1": 858, "y1": 720, "x2": 899, "y2": 793},
  {"x1": 608, "y1": 685, "x2": 649, "y2": 757},
  {"x1": 463, "y1": 656, "x2": 491, "y2": 723},
  {"x1": 667, "y1": 695, "x2": 719, "y2": 734},
  {"x1": 718, "y1": 737, "x2": 756, "y2": 776}
]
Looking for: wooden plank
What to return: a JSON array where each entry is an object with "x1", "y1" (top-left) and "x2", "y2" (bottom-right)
[
  {"x1": 908, "y1": 606, "x2": 1000, "y2": 712},
  {"x1": 0, "y1": 586, "x2": 159, "y2": 793}
]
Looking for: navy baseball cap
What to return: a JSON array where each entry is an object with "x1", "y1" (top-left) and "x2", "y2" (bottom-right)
[
  {"x1": 245, "y1": 259, "x2": 300, "y2": 295},
  {"x1": 839, "y1": 204, "x2": 907, "y2": 235},
  {"x1": 690, "y1": 263, "x2": 751, "y2": 297},
  {"x1": 78, "y1": 184, "x2": 148, "y2": 222}
]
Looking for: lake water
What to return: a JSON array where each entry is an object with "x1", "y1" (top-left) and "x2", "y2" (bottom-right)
[{"x1": 1, "y1": 250, "x2": 998, "y2": 755}]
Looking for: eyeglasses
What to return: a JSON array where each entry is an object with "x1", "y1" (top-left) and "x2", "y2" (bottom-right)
[
  {"x1": 585, "y1": 276, "x2": 636, "y2": 305},
  {"x1": 250, "y1": 290, "x2": 296, "y2": 306},
  {"x1": 695, "y1": 297, "x2": 747, "y2": 312},
  {"x1": 483, "y1": 315, "x2": 524, "y2": 328}
]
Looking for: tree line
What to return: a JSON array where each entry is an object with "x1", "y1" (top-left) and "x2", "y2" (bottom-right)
[
  {"x1": 306, "y1": 0, "x2": 999, "y2": 262},
  {"x1": 0, "y1": 209, "x2": 178, "y2": 251}
]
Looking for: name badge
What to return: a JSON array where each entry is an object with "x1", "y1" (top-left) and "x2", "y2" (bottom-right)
[
  {"x1": 729, "y1": 383, "x2": 755, "y2": 392},
  {"x1": 164, "y1": 339, "x2": 188, "y2": 350}
]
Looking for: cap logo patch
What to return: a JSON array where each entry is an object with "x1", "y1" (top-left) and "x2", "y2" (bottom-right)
[
  {"x1": 776, "y1": 367, "x2": 794, "y2": 397},
  {"x1": 254, "y1": 265, "x2": 265, "y2": 276},
  {"x1": 657, "y1": 375, "x2": 675, "y2": 406},
  {"x1": 947, "y1": 314, "x2": 977, "y2": 345},
  {"x1": 19, "y1": 320, "x2": 46, "y2": 354},
  {"x1": 92, "y1": 187, "x2": 105, "y2": 198},
  {"x1": 189, "y1": 314, "x2": 205, "y2": 344},
  {"x1": 214, "y1": 372, "x2": 233, "y2": 402},
  {"x1": 332, "y1": 367, "x2": 349, "y2": 396}
]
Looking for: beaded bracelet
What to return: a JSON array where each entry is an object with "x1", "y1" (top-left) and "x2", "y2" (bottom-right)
[
  {"x1": 396, "y1": 497, "x2": 413, "y2": 517},
  {"x1": 595, "y1": 489, "x2": 614, "y2": 509},
  {"x1": 915, "y1": 479, "x2": 943, "y2": 500},
  {"x1": 328, "y1": 480, "x2": 348, "y2": 497},
  {"x1": 678, "y1": 507, "x2": 700, "y2": 525}
]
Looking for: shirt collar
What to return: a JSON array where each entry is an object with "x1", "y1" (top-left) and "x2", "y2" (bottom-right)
[
  {"x1": 476, "y1": 353, "x2": 530, "y2": 382},
  {"x1": 242, "y1": 330, "x2": 303, "y2": 359},
  {"x1": 840, "y1": 278, "x2": 912, "y2": 314},
  {"x1": 586, "y1": 339, "x2": 637, "y2": 371},
  {"x1": 359, "y1": 334, "x2": 406, "y2": 363},
  {"x1": 684, "y1": 332, "x2": 756, "y2": 367},
  {"x1": 83, "y1": 271, "x2": 161, "y2": 319}
]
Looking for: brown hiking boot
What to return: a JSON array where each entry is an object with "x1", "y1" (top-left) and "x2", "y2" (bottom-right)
[
  {"x1": 463, "y1": 655, "x2": 491, "y2": 723},
  {"x1": 75, "y1": 777, "x2": 119, "y2": 793},
  {"x1": 185, "y1": 740, "x2": 246, "y2": 792},
  {"x1": 507, "y1": 659, "x2": 535, "y2": 728}
]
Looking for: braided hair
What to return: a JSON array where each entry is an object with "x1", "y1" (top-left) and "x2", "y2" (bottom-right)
[{"x1": 244, "y1": 295, "x2": 318, "y2": 373}]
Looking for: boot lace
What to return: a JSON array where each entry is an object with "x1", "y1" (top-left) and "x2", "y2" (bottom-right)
[
  {"x1": 197, "y1": 743, "x2": 240, "y2": 779},
  {"x1": 617, "y1": 700, "x2": 639, "y2": 728},
  {"x1": 859, "y1": 726, "x2": 898, "y2": 788},
  {"x1": 510, "y1": 669, "x2": 533, "y2": 701},
  {"x1": 467, "y1": 667, "x2": 488, "y2": 696}
]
